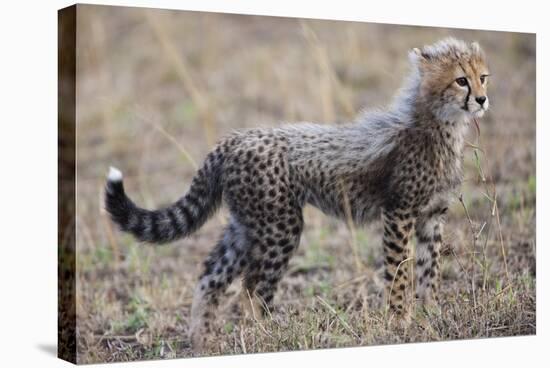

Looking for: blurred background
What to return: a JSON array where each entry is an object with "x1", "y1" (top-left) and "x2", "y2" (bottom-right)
[{"x1": 73, "y1": 5, "x2": 535, "y2": 363}]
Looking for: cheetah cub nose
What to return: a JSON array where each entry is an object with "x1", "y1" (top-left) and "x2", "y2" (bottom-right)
[{"x1": 475, "y1": 96, "x2": 486, "y2": 106}]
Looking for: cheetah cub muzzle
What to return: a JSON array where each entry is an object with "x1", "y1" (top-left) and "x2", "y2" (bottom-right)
[{"x1": 105, "y1": 37, "x2": 490, "y2": 349}]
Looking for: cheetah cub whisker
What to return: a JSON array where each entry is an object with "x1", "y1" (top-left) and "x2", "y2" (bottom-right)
[{"x1": 105, "y1": 37, "x2": 490, "y2": 349}]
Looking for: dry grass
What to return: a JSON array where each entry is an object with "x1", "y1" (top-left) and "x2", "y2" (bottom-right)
[{"x1": 73, "y1": 5, "x2": 536, "y2": 363}]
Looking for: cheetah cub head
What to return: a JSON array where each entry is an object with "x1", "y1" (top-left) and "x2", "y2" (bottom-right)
[{"x1": 409, "y1": 37, "x2": 490, "y2": 122}]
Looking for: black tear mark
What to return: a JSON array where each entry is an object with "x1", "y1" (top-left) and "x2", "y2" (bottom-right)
[
  {"x1": 463, "y1": 83, "x2": 471, "y2": 111},
  {"x1": 458, "y1": 62, "x2": 471, "y2": 111}
]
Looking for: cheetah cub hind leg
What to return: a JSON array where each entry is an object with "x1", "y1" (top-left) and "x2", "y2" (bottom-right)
[
  {"x1": 189, "y1": 220, "x2": 248, "y2": 351},
  {"x1": 239, "y1": 230, "x2": 303, "y2": 323}
]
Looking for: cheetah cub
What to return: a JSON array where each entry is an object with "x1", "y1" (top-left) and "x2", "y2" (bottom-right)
[{"x1": 105, "y1": 38, "x2": 490, "y2": 347}]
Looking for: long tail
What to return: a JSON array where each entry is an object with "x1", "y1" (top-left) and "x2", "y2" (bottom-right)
[{"x1": 104, "y1": 153, "x2": 223, "y2": 244}]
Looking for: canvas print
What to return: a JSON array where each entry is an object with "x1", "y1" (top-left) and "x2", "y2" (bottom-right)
[{"x1": 58, "y1": 4, "x2": 536, "y2": 364}]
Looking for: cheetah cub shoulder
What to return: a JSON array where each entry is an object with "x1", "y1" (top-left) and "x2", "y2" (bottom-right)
[{"x1": 105, "y1": 37, "x2": 490, "y2": 348}]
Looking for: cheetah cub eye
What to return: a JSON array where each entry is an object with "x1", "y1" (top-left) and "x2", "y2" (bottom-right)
[
  {"x1": 480, "y1": 74, "x2": 490, "y2": 84},
  {"x1": 455, "y1": 77, "x2": 468, "y2": 87}
]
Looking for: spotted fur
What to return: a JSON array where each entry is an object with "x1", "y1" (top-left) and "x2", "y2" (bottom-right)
[{"x1": 105, "y1": 38, "x2": 489, "y2": 347}]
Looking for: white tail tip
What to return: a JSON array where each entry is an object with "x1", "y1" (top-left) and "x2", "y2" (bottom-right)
[{"x1": 108, "y1": 166, "x2": 123, "y2": 182}]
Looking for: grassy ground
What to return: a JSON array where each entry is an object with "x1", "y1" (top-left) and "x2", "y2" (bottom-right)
[{"x1": 73, "y1": 5, "x2": 536, "y2": 363}]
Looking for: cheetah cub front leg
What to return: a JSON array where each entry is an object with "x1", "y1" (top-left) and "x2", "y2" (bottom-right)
[
  {"x1": 382, "y1": 210, "x2": 415, "y2": 327},
  {"x1": 414, "y1": 208, "x2": 446, "y2": 311}
]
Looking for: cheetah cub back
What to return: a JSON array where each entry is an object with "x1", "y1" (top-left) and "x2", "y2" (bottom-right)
[{"x1": 105, "y1": 37, "x2": 490, "y2": 348}]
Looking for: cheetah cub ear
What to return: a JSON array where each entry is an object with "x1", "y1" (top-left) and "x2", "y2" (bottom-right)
[
  {"x1": 470, "y1": 41, "x2": 486, "y2": 59},
  {"x1": 408, "y1": 47, "x2": 432, "y2": 68},
  {"x1": 408, "y1": 47, "x2": 421, "y2": 60}
]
